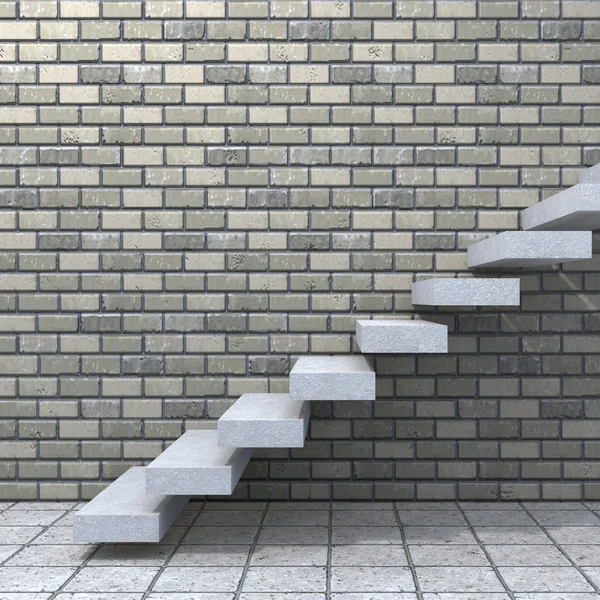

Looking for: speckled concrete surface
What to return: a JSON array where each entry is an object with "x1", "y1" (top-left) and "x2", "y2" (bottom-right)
[{"x1": 2, "y1": 500, "x2": 600, "y2": 598}]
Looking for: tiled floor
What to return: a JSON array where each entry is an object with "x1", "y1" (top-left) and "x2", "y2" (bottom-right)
[{"x1": 2, "y1": 500, "x2": 600, "y2": 598}]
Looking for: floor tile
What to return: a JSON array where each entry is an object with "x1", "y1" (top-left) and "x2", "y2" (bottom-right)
[
  {"x1": 6, "y1": 545, "x2": 95, "y2": 566},
  {"x1": 149, "y1": 594, "x2": 234, "y2": 600},
  {"x1": 409, "y1": 544, "x2": 490, "y2": 566},
  {"x1": 332, "y1": 511, "x2": 397, "y2": 527},
  {"x1": 459, "y1": 503, "x2": 522, "y2": 511},
  {"x1": 257, "y1": 526, "x2": 328, "y2": 545},
  {"x1": 0, "y1": 526, "x2": 44, "y2": 544},
  {"x1": 499, "y1": 566, "x2": 594, "y2": 592},
  {"x1": 580, "y1": 566, "x2": 600, "y2": 588},
  {"x1": 251, "y1": 544, "x2": 328, "y2": 566},
  {"x1": 332, "y1": 502, "x2": 394, "y2": 511},
  {"x1": 263, "y1": 510, "x2": 329, "y2": 527},
  {"x1": 332, "y1": 595, "x2": 417, "y2": 600},
  {"x1": 529, "y1": 510, "x2": 600, "y2": 527},
  {"x1": 485, "y1": 544, "x2": 570, "y2": 566},
  {"x1": 0, "y1": 545, "x2": 21, "y2": 563},
  {"x1": 396, "y1": 502, "x2": 459, "y2": 511},
  {"x1": 522, "y1": 502, "x2": 586, "y2": 511},
  {"x1": 416, "y1": 567, "x2": 505, "y2": 593},
  {"x1": 203, "y1": 502, "x2": 266, "y2": 511},
  {"x1": 30, "y1": 527, "x2": 92, "y2": 545},
  {"x1": 170, "y1": 544, "x2": 251, "y2": 566},
  {"x1": 563, "y1": 544, "x2": 600, "y2": 566},
  {"x1": 194, "y1": 511, "x2": 264, "y2": 527},
  {"x1": 152, "y1": 566, "x2": 244, "y2": 592},
  {"x1": 464, "y1": 511, "x2": 536, "y2": 527},
  {"x1": 0, "y1": 511, "x2": 64, "y2": 527},
  {"x1": 403, "y1": 527, "x2": 477, "y2": 545},
  {"x1": 422, "y1": 595, "x2": 510, "y2": 600},
  {"x1": 56, "y1": 595, "x2": 143, "y2": 600},
  {"x1": 7, "y1": 502, "x2": 76, "y2": 511},
  {"x1": 242, "y1": 567, "x2": 327, "y2": 592},
  {"x1": 331, "y1": 566, "x2": 415, "y2": 592},
  {"x1": 183, "y1": 527, "x2": 258, "y2": 545},
  {"x1": 474, "y1": 527, "x2": 552, "y2": 545},
  {"x1": 513, "y1": 594, "x2": 600, "y2": 600},
  {"x1": 240, "y1": 594, "x2": 325, "y2": 600},
  {"x1": 547, "y1": 526, "x2": 600, "y2": 545},
  {"x1": 332, "y1": 526, "x2": 402, "y2": 545},
  {"x1": 88, "y1": 544, "x2": 175, "y2": 566},
  {"x1": 172, "y1": 511, "x2": 200, "y2": 528},
  {"x1": 268, "y1": 502, "x2": 330, "y2": 511},
  {"x1": 0, "y1": 567, "x2": 76, "y2": 592},
  {"x1": 398, "y1": 511, "x2": 466, "y2": 527},
  {"x1": 331, "y1": 544, "x2": 408, "y2": 566},
  {"x1": 64, "y1": 566, "x2": 160, "y2": 592}
]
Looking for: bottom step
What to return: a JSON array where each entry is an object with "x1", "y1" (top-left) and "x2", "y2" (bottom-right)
[
  {"x1": 145, "y1": 430, "x2": 253, "y2": 496},
  {"x1": 73, "y1": 467, "x2": 189, "y2": 543}
]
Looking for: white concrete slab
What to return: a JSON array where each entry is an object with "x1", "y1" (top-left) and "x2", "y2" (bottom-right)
[
  {"x1": 522, "y1": 184, "x2": 600, "y2": 231},
  {"x1": 289, "y1": 355, "x2": 375, "y2": 401},
  {"x1": 356, "y1": 319, "x2": 448, "y2": 353},
  {"x1": 468, "y1": 231, "x2": 592, "y2": 268},
  {"x1": 145, "y1": 430, "x2": 253, "y2": 496},
  {"x1": 218, "y1": 393, "x2": 309, "y2": 448},
  {"x1": 73, "y1": 467, "x2": 189, "y2": 543},
  {"x1": 580, "y1": 163, "x2": 600, "y2": 184},
  {"x1": 412, "y1": 278, "x2": 521, "y2": 306}
]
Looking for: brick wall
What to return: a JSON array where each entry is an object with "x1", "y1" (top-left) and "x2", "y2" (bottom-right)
[{"x1": 1, "y1": 0, "x2": 600, "y2": 501}]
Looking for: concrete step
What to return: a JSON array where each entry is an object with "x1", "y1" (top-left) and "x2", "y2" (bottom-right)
[
  {"x1": 356, "y1": 319, "x2": 448, "y2": 354},
  {"x1": 218, "y1": 393, "x2": 309, "y2": 448},
  {"x1": 289, "y1": 355, "x2": 375, "y2": 401},
  {"x1": 468, "y1": 231, "x2": 592, "y2": 268},
  {"x1": 73, "y1": 467, "x2": 189, "y2": 543},
  {"x1": 580, "y1": 163, "x2": 600, "y2": 184},
  {"x1": 412, "y1": 277, "x2": 521, "y2": 306},
  {"x1": 522, "y1": 184, "x2": 600, "y2": 231},
  {"x1": 145, "y1": 430, "x2": 252, "y2": 496}
]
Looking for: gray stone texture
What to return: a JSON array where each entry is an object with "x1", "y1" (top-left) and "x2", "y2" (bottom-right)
[
  {"x1": 73, "y1": 467, "x2": 189, "y2": 543},
  {"x1": 468, "y1": 231, "x2": 593, "y2": 268},
  {"x1": 412, "y1": 278, "x2": 521, "y2": 307},
  {"x1": 290, "y1": 355, "x2": 376, "y2": 401},
  {"x1": 356, "y1": 319, "x2": 448, "y2": 354},
  {"x1": 218, "y1": 393, "x2": 309, "y2": 448},
  {"x1": 522, "y1": 184, "x2": 600, "y2": 231},
  {"x1": 145, "y1": 430, "x2": 253, "y2": 496},
  {"x1": 0, "y1": 0, "x2": 600, "y2": 502}
]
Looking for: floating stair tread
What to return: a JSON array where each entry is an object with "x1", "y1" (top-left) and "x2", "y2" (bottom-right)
[
  {"x1": 289, "y1": 355, "x2": 375, "y2": 402},
  {"x1": 580, "y1": 163, "x2": 600, "y2": 184},
  {"x1": 522, "y1": 184, "x2": 600, "y2": 231},
  {"x1": 73, "y1": 467, "x2": 189, "y2": 543},
  {"x1": 145, "y1": 430, "x2": 252, "y2": 496},
  {"x1": 412, "y1": 278, "x2": 521, "y2": 307},
  {"x1": 468, "y1": 231, "x2": 592, "y2": 268},
  {"x1": 356, "y1": 319, "x2": 448, "y2": 354},
  {"x1": 218, "y1": 393, "x2": 309, "y2": 448}
]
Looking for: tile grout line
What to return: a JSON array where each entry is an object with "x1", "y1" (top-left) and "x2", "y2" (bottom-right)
[
  {"x1": 520, "y1": 501, "x2": 600, "y2": 594},
  {"x1": 455, "y1": 501, "x2": 516, "y2": 600},
  {"x1": 394, "y1": 501, "x2": 424, "y2": 600},
  {"x1": 47, "y1": 502, "x2": 107, "y2": 599},
  {"x1": 1, "y1": 502, "x2": 80, "y2": 569},
  {"x1": 231, "y1": 500, "x2": 269, "y2": 600},
  {"x1": 142, "y1": 498, "x2": 206, "y2": 599}
]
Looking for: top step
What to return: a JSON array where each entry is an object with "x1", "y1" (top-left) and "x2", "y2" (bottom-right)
[
  {"x1": 522, "y1": 184, "x2": 600, "y2": 231},
  {"x1": 356, "y1": 319, "x2": 448, "y2": 354},
  {"x1": 290, "y1": 355, "x2": 375, "y2": 401},
  {"x1": 468, "y1": 231, "x2": 592, "y2": 269},
  {"x1": 73, "y1": 467, "x2": 189, "y2": 543}
]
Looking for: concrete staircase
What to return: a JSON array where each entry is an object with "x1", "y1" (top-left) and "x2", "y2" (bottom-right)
[{"x1": 74, "y1": 164, "x2": 600, "y2": 543}]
